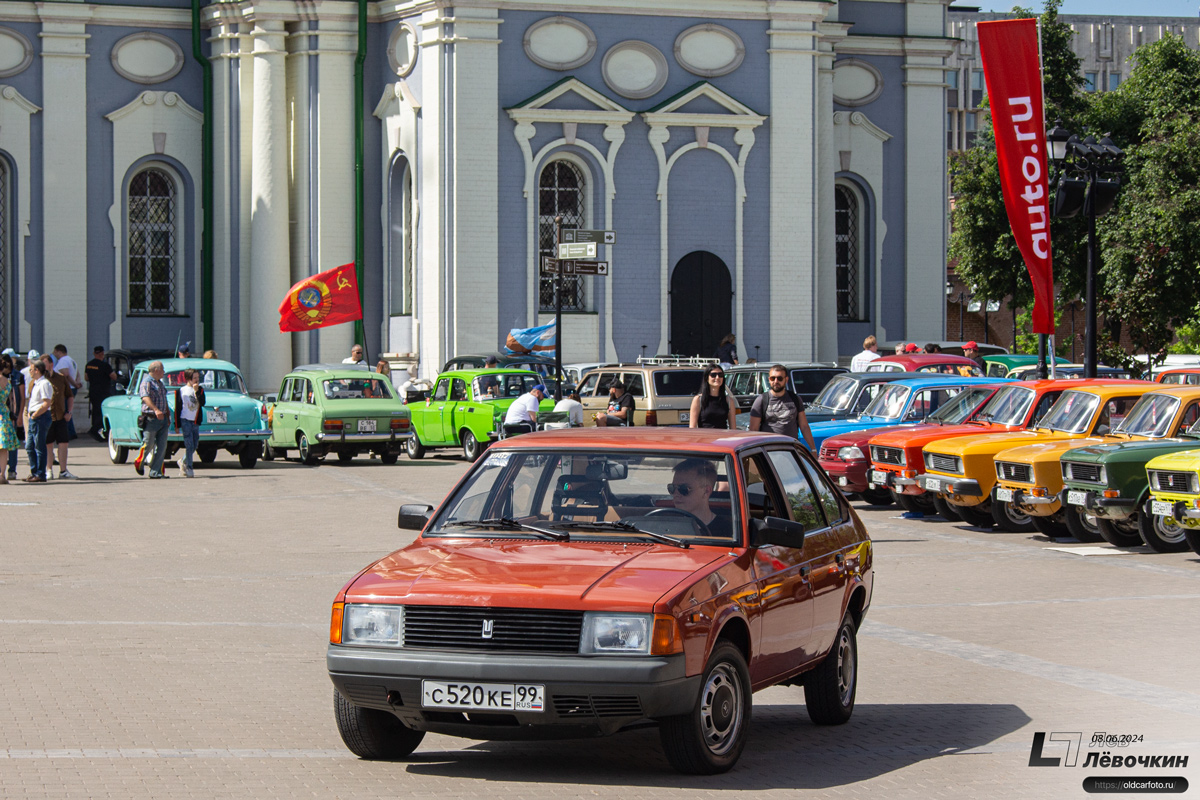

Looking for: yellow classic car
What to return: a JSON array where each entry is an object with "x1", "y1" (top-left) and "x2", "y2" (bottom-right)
[
  {"x1": 1145, "y1": 449, "x2": 1200, "y2": 555},
  {"x1": 917, "y1": 381, "x2": 1157, "y2": 530},
  {"x1": 991, "y1": 386, "x2": 1200, "y2": 542}
]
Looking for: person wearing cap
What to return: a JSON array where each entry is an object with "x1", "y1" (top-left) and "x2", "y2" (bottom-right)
[
  {"x1": 85, "y1": 346, "x2": 118, "y2": 439},
  {"x1": 904, "y1": 343, "x2": 920, "y2": 354},
  {"x1": 596, "y1": 379, "x2": 635, "y2": 427},
  {"x1": 503, "y1": 383, "x2": 545, "y2": 435},
  {"x1": 176, "y1": 341, "x2": 191, "y2": 359},
  {"x1": 963, "y1": 341, "x2": 985, "y2": 370}
]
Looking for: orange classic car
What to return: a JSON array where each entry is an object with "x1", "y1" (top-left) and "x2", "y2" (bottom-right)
[{"x1": 326, "y1": 428, "x2": 873, "y2": 774}]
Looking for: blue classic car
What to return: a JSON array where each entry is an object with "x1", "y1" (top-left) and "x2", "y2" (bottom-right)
[
  {"x1": 807, "y1": 376, "x2": 1008, "y2": 451},
  {"x1": 102, "y1": 358, "x2": 270, "y2": 468}
]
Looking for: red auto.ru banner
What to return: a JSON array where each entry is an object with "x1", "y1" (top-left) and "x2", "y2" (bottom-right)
[{"x1": 978, "y1": 18, "x2": 1055, "y2": 335}]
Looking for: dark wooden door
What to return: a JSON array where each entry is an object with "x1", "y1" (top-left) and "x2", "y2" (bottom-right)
[{"x1": 670, "y1": 251, "x2": 732, "y2": 357}]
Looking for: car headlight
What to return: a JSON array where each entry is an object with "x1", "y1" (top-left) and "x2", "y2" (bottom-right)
[
  {"x1": 343, "y1": 604, "x2": 403, "y2": 647},
  {"x1": 580, "y1": 613, "x2": 651, "y2": 655},
  {"x1": 838, "y1": 446, "x2": 864, "y2": 460}
]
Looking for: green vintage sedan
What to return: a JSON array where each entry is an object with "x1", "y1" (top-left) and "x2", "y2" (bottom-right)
[
  {"x1": 265, "y1": 367, "x2": 411, "y2": 465},
  {"x1": 407, "y1": 369, "x2": 556, "y2": 461}
]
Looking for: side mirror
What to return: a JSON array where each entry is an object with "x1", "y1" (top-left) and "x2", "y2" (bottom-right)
[
  {"x1": 398, "y1": 503, "x2": 434, "y2": 531},
  {"x1": 749, "y1": 516, "x2": 808, "y2": 549}
]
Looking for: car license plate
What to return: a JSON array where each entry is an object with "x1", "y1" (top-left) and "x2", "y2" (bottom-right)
[
  {"x1": 421, "y1": 681, "x2": 545, "y2": 712},
  {"x1": 1067, "y1": 490, "x2": 1088, "y2": 507},
  {"x1": 871, "y1": 470, "x2": 889, "y2": 485},
  {"x1": 924, "y1": 477, "x2": 941, "y2": 492},
  {"x1": 358, "y1": 419, "x2": 376, "y2": 432},
  {"x1": 995, "y1": 487, "x2": 1015, "y2": 502},
  {"x1": 1151, "y1": 499, "x2": 1174, "y2": 517},
  {"x1": 679, "y1": 412, "x2": 689, "y2": 423},
  {"x1": 204, "y1": 409, "x2": 226, "y2": 424},
  {"x1": 837, "y1": 476, "x2": 848, "y2": 486}
]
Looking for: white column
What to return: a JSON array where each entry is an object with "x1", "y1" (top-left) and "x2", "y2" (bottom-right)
[
  {"x1": 417, "y1": 9, "x2": 446, "y2": 379},
  {"x1": 39, "y1": 6, "x2": 90, "y2": 356},
  {"x1": 246, "y1": 16, "x2": 292, "y2": 393},
  {"x1": 208, "y1": 9, "x2": 240, "y2": 362},
  {"x1": 814, "y1": 28, "x2": 841, "y2": 362},
  {"x1": 286, "y1": 21, "x2": 312, "y2": 364}
]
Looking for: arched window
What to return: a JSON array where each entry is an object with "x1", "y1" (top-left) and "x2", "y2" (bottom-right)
[
  {"x1": 128, "y1": 167, "x2": 177, "y2": 314},
  {"x1": 538, "y1": 159, "x2": 586, "y2": 312},
  {"x1": 388, "y1": 157, "x2": 414, "y2": 316},
  {"x1": 0, "y1": 157, "x2": 9, "y2": 342},
  {"x1": 835, "y1": 183, "x2": 865, "y2": 321}
]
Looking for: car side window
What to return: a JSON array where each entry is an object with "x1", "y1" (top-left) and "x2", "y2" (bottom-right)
[
  {"x1": 596, "y1": 372, "x2": 616, "y2": 394},
  {"x1": 742, "y1": 454, "x2": 781, "y2": 521},
  {"x1": 279, "y1": 378, "x2": 292, "y2": 399},
  {"x1": 854, "y1": 384, "x2": 882, "y2": 413},
  {"x1": 130, "y1": 370, "x2": 145, "y2": 393},
  {"x1": 800, "y1": 457, "x2": 846, "y2": 526},
  {"x1": 579, "y1": 373, "x2": 599, "y2": 396},
  {"x1": 1182, "y1": 402, "x2": 1200, "y2": 429},
  {"x1": 729, "y1": 372, "x2": 751, "y2": 395},
  {"x1": 451, "y1": 379, "x2": 468, "y2": 402},
  {"x1": 305, "y1": 380, "x2": 316, "y2": 404},
  {"x1": 433, "y1": 379, "x2": 449, "y2": 402},
  {"x1": 287, "y1": 379, "x2": 301, "y2": 403},
  {"x1": 623, "y1": 373, "x2": 646, "y2": 398},
  {"x1": 766, "y1": 449, "x2": 827, "y2": 532}
]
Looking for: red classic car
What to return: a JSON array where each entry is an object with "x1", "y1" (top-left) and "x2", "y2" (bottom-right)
[
  {"x1": 863, "y1": 353, "x2": 983, "y2": 376},
  {"x1": 1155, "y1": 367, "x2": 1200, "y2": 385},
  {"x1": 327, "y1": 428, "x2": 874, "y2": 774}
]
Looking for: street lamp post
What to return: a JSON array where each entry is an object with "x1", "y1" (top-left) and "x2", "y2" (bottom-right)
[{"x1": 1046, "y1": 120, "x2": 1125, "y2": 379}]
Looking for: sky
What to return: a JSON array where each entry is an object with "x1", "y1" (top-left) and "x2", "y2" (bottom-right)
[{"x1": 970, "y1": 0, "x2": 1199, "y2": 15}]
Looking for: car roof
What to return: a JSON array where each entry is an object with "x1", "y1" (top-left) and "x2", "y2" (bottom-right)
[
  {"x1": 1139, "y1": 384, "x2": 1200, "y2": 398},
  {"x1": 292, "y1": 362, "x2": 370, "y2": 372},
  {"x1": 985, "y1": 354, "x2": 1070, "y2": 366},
  {"x1": 137, "y1": 357, "x2": 240, "y2": 372},
  {"x1": 869, "y1": 376, "x2": 1005, "y2": 390},
  {"x1": 871, "y1": 353, "x2": 978, "y2": 366},
  {"x1": 1053, "y1": 380, "x2": 1157, "y2": 396},
  {"x1": 827, "y1": 371, "x2": 931, "y2": 384},
  {"x1": 1157, "y1": 367, "x2": 1200, "y2": 375},
  {"x1": 285, "y1": 368, "x2": 388, "y2": 380},
  {"x1": 436, "y1": 368, "x2": 541, "y2": 380},
  {"x1": 727, "y1": 363, "x2": 844, "y2": 371},
  {"x1": 488, "y1": 426, "x2": 792, "y2": 454}
]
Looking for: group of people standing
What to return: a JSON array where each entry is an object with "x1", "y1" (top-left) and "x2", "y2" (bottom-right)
[
  {"x1": 688, "y1": 363, "x2": 817, "y2": 451},
  {"x1": 0, "y1": 344, "x2": 87, "y2": 483}
]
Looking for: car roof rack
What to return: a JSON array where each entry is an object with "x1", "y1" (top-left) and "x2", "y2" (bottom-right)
[{"x1": 635, "y1": 355, "x2": 713, "y2": 367}]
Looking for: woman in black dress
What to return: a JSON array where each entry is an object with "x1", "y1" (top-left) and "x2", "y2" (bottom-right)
[{"x1": 688, "y1": 365, "x2": 738, "y2": 430}]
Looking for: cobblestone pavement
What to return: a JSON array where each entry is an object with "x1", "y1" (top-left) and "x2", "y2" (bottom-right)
[{"x1": 2, "y1": 440, "x2": 1198, "y2": 798}]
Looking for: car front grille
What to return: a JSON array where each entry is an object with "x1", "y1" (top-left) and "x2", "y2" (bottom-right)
[
  {"x1": 871, "y1": 446, "x2": 904, "y2": 466},
  {"x1": 552, "y1": 694, "x2": 644, "y2": 719},
  {"x1": 995, "y1": 461, "x2": 1033, "y2": 484},
  {"x1": 924, "y1": 453, "x2": 962, "y2": 474},
  {"x1": 819, "y1": 445, "x2": 839, "y2": 461},
  {"x1": 1064, "y1": 462, "x2": 1103, "y2": 484},
  {"x1": 1149, "y1": 470, "x2": 1197, "y2": 494},
  {"x1": 403, "y1": 606, "x2": 584, "y2": 654}
]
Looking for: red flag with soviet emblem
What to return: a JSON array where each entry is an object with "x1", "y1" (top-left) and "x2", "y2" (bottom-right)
[
  {"x1": 278, "y1": 262, "x2": 363, "y2": 332},
  {"x1": 978, "y1": 18, "x2": 1055, "y2": 334}
]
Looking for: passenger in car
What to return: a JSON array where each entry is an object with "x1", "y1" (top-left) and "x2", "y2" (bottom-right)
[{"x1": 669, "y1": 458, "x2": 732, "y2": 539}]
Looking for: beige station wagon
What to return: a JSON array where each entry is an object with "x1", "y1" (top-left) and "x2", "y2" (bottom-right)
[{"x1": 576, "y1": 358, "x2": 712, "y2": 426}]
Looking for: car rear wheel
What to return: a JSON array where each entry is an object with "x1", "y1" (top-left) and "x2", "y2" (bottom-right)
[
  {"x1": 858, "y1": 488, "x2": 893, "y2": 506},
  {"x1": 337, "y1": 450, "x2": 357, "y2": 464},
  {"x1": 380, "y1": 451, "x2": 400, "y2": 465},
  {"x1": 932, "y1": 495, "x2": 962, "y2": 522},
  {"x1": 107, "y1": 425, "x2": 128, "y2": 464},
  {"x1": 1065, "y1": 506, "x2": 1104, "y2": 543},
  {"x1": 1095, "y1": 516, "x2": 1141, "y2": 548},
  {"x1": 261, "y1": 442, "x2": 276, "y2": 462},
  {"x1": 238, "y1": 443, "x2": 260, "y2": 469},
  {"x1": 333, "y1": 690, "x2": 424, "y2": 760},
  {"x1": 462, "y1": 430, "x2": 485, "y2": 462},
  {"x1": 805, "y1": 613, "x2": 858, "y2": 726},
  {"x1": 659, "y1": 641, "x2": 751, "y2": 775},
  {"x1": 1184, "y1": 528, "x2": 1200, "y2": 556},
  {"x1": 1137, "y1": 503, "x2": 1189, "y2": 552},
  {"x1": 955, "y1": 503, "x2": 995, "y2": 529},
  {"x1": 990, "y1": 499, "x2": 1035, "y2": 533},
  {"x1": 406, "y1": 432, "x2": 425, "y2": 459},
  {"x1": 298, "y1": 432, "x2": 320, "y2": 466},
  {"x1": 197, "y1": 445, "x2": 218, "y2": 464}
]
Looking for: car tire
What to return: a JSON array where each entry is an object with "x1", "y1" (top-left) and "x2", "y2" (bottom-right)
[
  {"x1": 859, "y1": 487, "x2": 894, "y2": 506},
  {"x1": 805, "y1": 613, "x2": 858, "y2": 726},
  {"x1": 406, "y1": 432, "x2": 425, "y2": 460},
  {"x1": 1184, "y1": 528, "x2": 1200, "y2": 556},
  {"x1": 659, "y1": 641, "x2": 751, "y2": 775},
  {"x1": 197, "y1": 445, "x2": 218, "y2": 464},
  {"x1": 298, "y1": 432, "x2": 320, "y2": 466},
  {"x1": 1095, "y1": 516, "x2": 1141, "y2": 548},
  {"x1": 381, "y1": 451, "x2": 400, "y2": 465},
  {"x1": 990, "y1": 499, "x2": 1036, "y2": 533},
  {"x1": 1063, "y1": 505, "x2": 1104, "y2": 543},
  {"x1": 337, "y1": 450, "x2": 357, "y2": 464},
  {"x1": 894, "y1": 492, "x2": 934, "y2": 514},
  {"x1": 261, "y1": 442, "x2": 276, "y2": 462},
  {"x1": 238, "y1": 443, "x2": 260, "y2": 469},
  {"x1": 932, "y1": 495, "x2": 962, "y2": 522},
  {"x1": 107, "y1": 425, "x2": 129, "y2": 465},
  {"x1": 1136, "y1": 503, "x2": 1189, "y2": 553},
  {"x1": 333, "y1": 690, "x2": 424, "y2": 760},
  {"x1": 1031, "y1": 513, "x2": 1069, "y2": 538},
  {"x1": 955, "y1": 503, "x2": 995, "y2": 529},
  {"x1": 462, "y1": 430, "x2": 485, "y2": 462}
]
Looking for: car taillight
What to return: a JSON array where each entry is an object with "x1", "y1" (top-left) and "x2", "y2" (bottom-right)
[
  {"x1": 646, "y1": 409, "x2": 657, "y2": 426},
  {"x1": 324, "y1": 419, "x2": 343, "y2": 432},
  {"x1": 390, "y1": 418, "x2": 409, "y2": 430}
]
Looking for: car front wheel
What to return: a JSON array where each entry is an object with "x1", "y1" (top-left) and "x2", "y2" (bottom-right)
[
  {"x1": 1137, "y1": 503, "x2": 1189, "y2": 552},
  {"x1": 659, "y1": 641, "x2": 751, "y2": 775},
  {"x1": 805, "y1": 613, "x2": 858, "y2": 726},
  {"x1": 990, "y1": 499, "x2": 1035, "y2": 533},
  {"x1": 1066, "y1": 505, "x2": 1104, "y2": 543},
  {"x1": 333, "y1": 690, "x2": 424, "y2": 760},
  {"x1": 107, "y1": 425, "x2": 128, "y2": 464},
  {"x1": 462, "y1": 430, "x2": 484, "y2": 462}
]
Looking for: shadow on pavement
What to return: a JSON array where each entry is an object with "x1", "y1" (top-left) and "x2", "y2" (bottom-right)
[{"x1": 400, "y1": 702, "x2": 1031, "y2": 789}]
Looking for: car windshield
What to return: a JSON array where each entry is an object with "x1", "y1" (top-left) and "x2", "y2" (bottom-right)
[
  {"x1": 162, "y1": 369, "x2": 247, "y2": 393},
  {"x1": 471, "y1": 373, "x2": 541, "y2": 401},
  {"x1": 322, "y1": 378, "x2": 394, "y2": 400},
  {"x1": 1113, "y1": 393, "x2": 1179, "y2": 438},
  {"x1": 811, "y1": 376, "x2": 858, "y2": 411},
  {"x1": 862, "y1": 384, "x2": 911, "y2": 418},
  {"x1": 929, "y1": 386, "x2": 994, "y2": 423},
  {"x1": 429, "y1": 450, "x2": 739, "y2": 546},
  {"x1": 975, "y1": 385, "x2": 1036, "y2": 425},
  {"x1": 1038, "y1": 390, "x2": 1100, "y2": 433}
]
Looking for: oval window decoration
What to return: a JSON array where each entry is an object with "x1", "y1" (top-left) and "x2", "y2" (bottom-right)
[
  {"x1": 388, "y1": 22, "x2": 418, "y2": 78},
  {"x1": 674, "y1": 24, "x2": 744, "y2": 78},
  {"x1": 0, "y1": 27, "x2": 34, "y2": 79},
  {"x1": 833, "y1": 59, "x2": 884, "y2": 107},
  {"x1": 112, "y1": 32, "x2": 185, "y2": 85},
  {"x1": 524, "y1": 16, "x2": 596, "y2": 71},
  {"x1": 602, "y1": 40, "x2": 669, "y2": 100}
]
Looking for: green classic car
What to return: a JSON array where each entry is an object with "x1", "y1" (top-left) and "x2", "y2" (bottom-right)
[
  {"x1": 982, "y1": 354, "x2": 1071, "y2": 379},
  {"x1": 407, "y1": 369, "x2": 557, "y2": 461},
  {"x1": 264, "y1": 368, "x2": 411, "y2": 465}
]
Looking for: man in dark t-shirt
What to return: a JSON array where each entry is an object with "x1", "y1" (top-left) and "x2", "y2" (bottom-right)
[
  {"x1": 85, "y1": 346, "x2": 118, "y2": 439},
  {"x1": 596, "y1": 380, "x2": 635, "y2": 426},
  {"x1": 749, "y1": 364, "x2": 816, "y2": 451}
]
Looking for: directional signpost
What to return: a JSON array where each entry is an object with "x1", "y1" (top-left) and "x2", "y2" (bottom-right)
[
  {"x1": 557, "y1": 242, "x2": 597, "y2": 260},
  {"x1": 561, "y1": 229, "x2": 617, "y2": 245},
  {"x1": 541, "y1": 257, "x2": 609, "y2": 276},
  {"x1": 548, "y1": 225, "x2": 616, "y2": 400}
]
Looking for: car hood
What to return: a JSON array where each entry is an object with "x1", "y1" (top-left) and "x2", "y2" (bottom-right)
[
  {"x1": 995, "y1": 436, "x2": 1117, "y2": 465},
  {"x1": 822, "y1": 422, "x2": 920, "y2": 449},
  {"x1": 924, "y1": 428, "x2": 1070, "y2": 457},
  {"x1": 811, "y1": 416, "x2": 897, "y2": 441},
  {"x1": 868, "y1": 421, "x2": 1018, "y2": 451},
  {"x1": 1065, "y1": 437, "x2": 1200, "y2": 465},
  {"x1": 345, "y1": 539, "x2": 730, "y2": 611},
  {"x1": 1145, "y1": 449, "x2": 1200, "y2": 471}
]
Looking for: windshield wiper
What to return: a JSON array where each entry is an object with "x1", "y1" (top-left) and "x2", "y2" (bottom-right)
[
  {"x1": 553, "y1": 520, "x2": 690, "y2": 548},
  {"x1": 442, "y1": 517, "x2": 569, "y2": 540}
]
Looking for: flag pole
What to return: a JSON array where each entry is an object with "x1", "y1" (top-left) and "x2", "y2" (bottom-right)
[
  {"x1": 1036, "y1": 15, "x2": 1050, "y2": 379},
  {"x1": 554, "y1": 215, "x2": 563, "y2": 402}
]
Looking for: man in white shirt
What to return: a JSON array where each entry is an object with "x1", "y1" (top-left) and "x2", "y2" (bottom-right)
[
  {"x1": 553, "y1": 391, "x2": 584, "y2": 427},
  {"x1": 23, "y1": 361, "x2": 54, "y2": 482},
  {"x1": 342, "y1": 344, "x2": 366, "y2": 365},
  {"x1": 503, "y1": 384, "x2": 545, "y2": 435},
  {"x1": 850, "y1": 336, "x2": 882, "y2": 372}
]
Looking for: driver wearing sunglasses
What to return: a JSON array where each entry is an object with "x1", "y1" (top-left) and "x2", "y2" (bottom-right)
[{"x1": 667, "y1": 459, "x2": 732, "y2": 539}]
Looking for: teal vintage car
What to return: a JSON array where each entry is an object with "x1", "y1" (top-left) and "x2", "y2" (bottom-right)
[
  {"x1": 102, "y1": 358, "x2": 270, "y2": 468},
  {"x1": 264, "y1": 367, "x2": 411, "y2": 465},
  {"x1": 407, "y1": 368, "x2": 556, "y2": 461}
]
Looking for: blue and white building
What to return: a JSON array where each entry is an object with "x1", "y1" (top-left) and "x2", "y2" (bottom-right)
[{"x1": 0, "y1": 0, "x2": 953, "y2": 391}]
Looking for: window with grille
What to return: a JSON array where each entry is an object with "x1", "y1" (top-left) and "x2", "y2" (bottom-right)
[
  {"x1": 835, "y1": 184, "x2": 864, "y2": 321},
  {"x1": 0, "y1": 158, "x2": 8, "y2": 343},
  {"x1": 128, "y1": 168, "x2": 176, "y2": 314},
  {"x1": 538, "y1": 160, "x2": 586, "y2": 312}
]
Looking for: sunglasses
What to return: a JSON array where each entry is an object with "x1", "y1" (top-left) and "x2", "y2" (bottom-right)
[
  {"x1": 768, "y1": 375, "x2": 787, "y2": 382},
  {"x1": 708, "y1": 372, "x2": 724, "y2": 379},
  {"x1": 667, "y1": 483, "x2": 695, "y2": 497}
]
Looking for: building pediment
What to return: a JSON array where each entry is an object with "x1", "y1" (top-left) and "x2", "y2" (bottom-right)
[
  {"x1": 641, "y1": 81, "x2": 765, "y2": 129},
  {"x1": 507, "y1": 77, "x2": 633, "y2": 126}
]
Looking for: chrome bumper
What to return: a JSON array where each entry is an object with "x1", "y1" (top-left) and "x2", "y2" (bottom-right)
[
  {"x1": 315, "y1": 431, "x2": 412, "y2": 442},
  {"x1": 919, "y1": 474, "x2": 982, "y2": 496}
]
